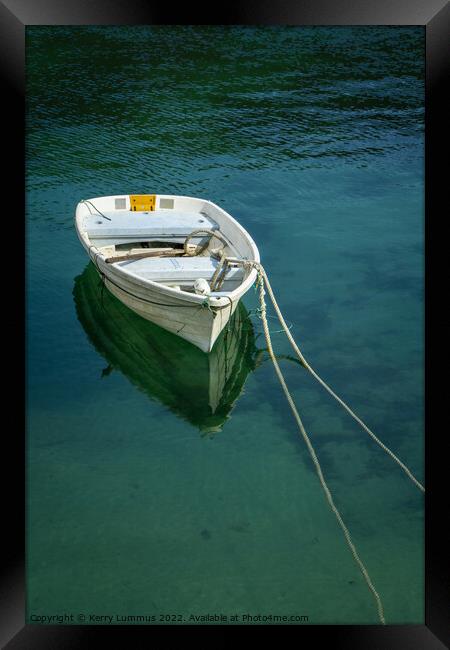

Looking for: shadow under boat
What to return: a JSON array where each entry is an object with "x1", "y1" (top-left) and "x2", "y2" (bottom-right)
[{"x1": 73, "y1": 263, "x2": 263, "y2": 434}]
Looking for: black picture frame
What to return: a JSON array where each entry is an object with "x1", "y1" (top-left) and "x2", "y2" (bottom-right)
[{"x1": 2, "y1": 1, "x2": 448, "y2": 647}]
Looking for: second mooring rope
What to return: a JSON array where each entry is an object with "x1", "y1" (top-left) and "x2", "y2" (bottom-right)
[
  {"x1": 240, "y1": 261, "x2": 424, "y2": 494},
  {"x1": 255, "y1": 270, "x2": 386, "y2": 624}
]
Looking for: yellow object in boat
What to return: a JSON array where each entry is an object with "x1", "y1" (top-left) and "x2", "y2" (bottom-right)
[{"x1": 130, "y1": 194, "x2": 156, "y2": 211}]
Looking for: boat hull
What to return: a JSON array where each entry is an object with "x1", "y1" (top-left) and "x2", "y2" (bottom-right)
[{"x1": 96, "y1": 263, "x2": 237, "y2": 353}]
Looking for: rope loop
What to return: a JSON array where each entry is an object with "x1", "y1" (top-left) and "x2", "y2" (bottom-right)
[{"x1": 183, "y1": 228, "x2": 229, "y2": 257}]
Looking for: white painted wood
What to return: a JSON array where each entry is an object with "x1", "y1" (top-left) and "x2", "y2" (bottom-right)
[
  {"x1": 85, "y1": 209, "x2": 218, "y2": 239},
  {"x1": 75, "y1": 194, "x2": 260, "y2": 352}
]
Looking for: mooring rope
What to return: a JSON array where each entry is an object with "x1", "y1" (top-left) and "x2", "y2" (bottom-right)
[
  {"x1": 254, "y1": 269, "x2": 386, "y2": 624},
  {"x1": 234, "y1": 259, "x2": 424, "y2": 494},
  {"x1": 254, "y1": 264, "x2": 425, "y2": 494},
  {"x1": 81, "y1": 199, "x2": 112, "y2": 221}
]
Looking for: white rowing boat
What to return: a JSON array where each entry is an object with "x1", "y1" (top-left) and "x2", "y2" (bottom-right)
[{"x1": 74, "y1": 194, "x2": 260, "y2": 352}]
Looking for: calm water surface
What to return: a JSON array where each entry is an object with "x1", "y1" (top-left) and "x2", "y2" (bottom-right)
[{"x1": 26, "y1": 26, "x2": 424, "y2": 624}]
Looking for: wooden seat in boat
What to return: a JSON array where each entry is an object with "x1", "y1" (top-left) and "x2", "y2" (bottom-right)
[
  {"x1": 116, "y1": 255, "x2": 244, "y2": 286},
  {"x1": 85, "y1": 209, "x2": 219, "y2": 240}
]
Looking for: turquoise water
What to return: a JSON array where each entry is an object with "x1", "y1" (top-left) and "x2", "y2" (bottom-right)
[{"x1": 26, "y1": 26, "x2": 424, "y2": 624}]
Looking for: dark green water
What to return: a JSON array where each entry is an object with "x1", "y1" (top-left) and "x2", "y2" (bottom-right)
[{"x1": 26, "y1": 26, "x2": 424, "y2": 624}]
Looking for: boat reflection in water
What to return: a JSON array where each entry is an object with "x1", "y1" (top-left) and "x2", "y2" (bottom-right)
[{"x1": 73, "y1": 263, "x2": 261, "y2": 434}]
